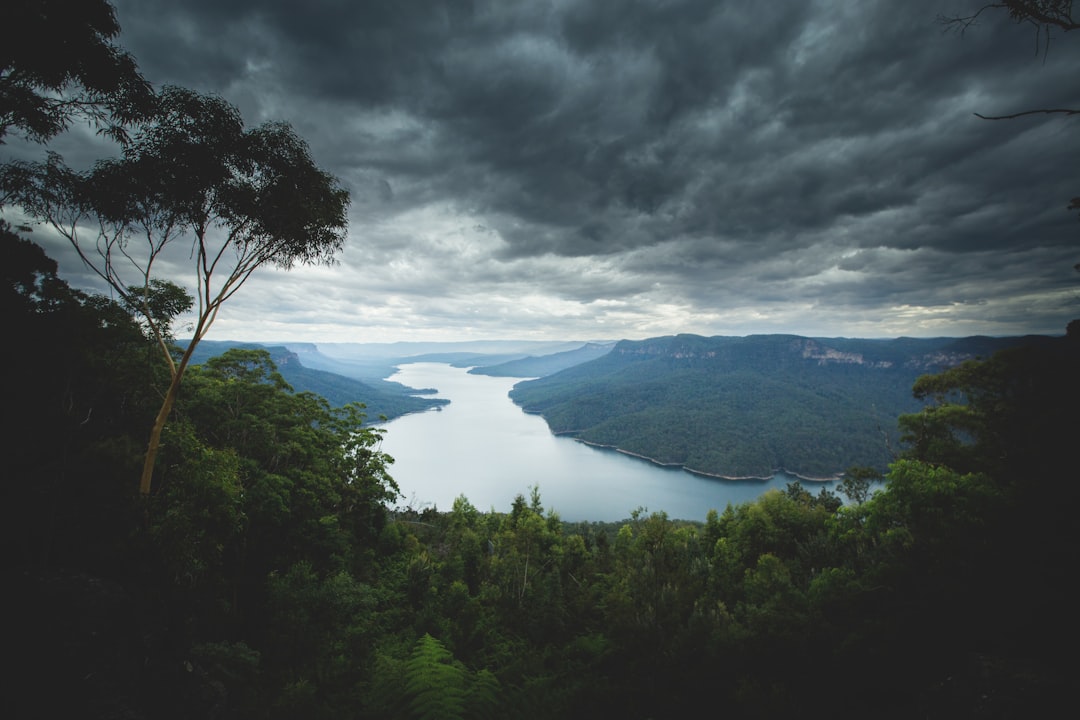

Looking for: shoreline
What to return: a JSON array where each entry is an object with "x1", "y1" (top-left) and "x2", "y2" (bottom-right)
[
  {"x1": 565, "y1": 436, "x2": 844, "y2": 483},
  {"x1": 371, "y1": 398, "x2": 450, "y2": 426}
]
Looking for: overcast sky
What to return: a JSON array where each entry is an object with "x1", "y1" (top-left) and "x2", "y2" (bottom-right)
[{"x1": 14, "y1": 0, "x2": 1080, "y2": 342}]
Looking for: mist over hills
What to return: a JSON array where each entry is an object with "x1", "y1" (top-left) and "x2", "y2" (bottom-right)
[{"x1": 467, "y1": 342, "x2": 618, "y2": 378}]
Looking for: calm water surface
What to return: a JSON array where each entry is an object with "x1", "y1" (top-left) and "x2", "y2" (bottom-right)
[{"x1": 378, "y1": 363, "x2": 843, "y2": 522}]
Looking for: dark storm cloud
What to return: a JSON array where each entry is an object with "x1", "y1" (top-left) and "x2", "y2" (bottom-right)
[
  {"x1": 53, "y1": 0, "x2": 1078, "y2": 340},
  {"x1": 114, "y1": 1, "x2": 1077, "y2": 235}
]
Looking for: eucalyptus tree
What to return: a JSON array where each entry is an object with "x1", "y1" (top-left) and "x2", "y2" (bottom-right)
[
  {"x1": 1, "y1": 0, "x2": 152, "y2": 145},
  {"x1": 3, "y1": 86, "x2": 350, "y2": 495}
]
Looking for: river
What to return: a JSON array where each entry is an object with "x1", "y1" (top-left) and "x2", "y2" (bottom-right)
[{"x1": 377, "y1": 363, "x2": 848, "y2": 523}]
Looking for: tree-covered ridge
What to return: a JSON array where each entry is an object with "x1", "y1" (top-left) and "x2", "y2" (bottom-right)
[
  {"x1": 7, "y1": 230, "x2": 1077, "y2": 718},
  {"x1": 183, "y1": 339, "x2": 449, "y2": 421},
  {"x1": 467, "y1": 341, "x2": 617, "y2": 378},
  {"x1": 509, "y1": 332, "x2": 1056, "y2": 478}
]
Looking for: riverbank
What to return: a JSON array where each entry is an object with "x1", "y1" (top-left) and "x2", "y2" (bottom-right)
[
  {"x1": 571, "y1": 437, "x2": 844, "y2": 483},
  {"x1": 380, "y1": 362, "x2": 835, "y2": 522}
]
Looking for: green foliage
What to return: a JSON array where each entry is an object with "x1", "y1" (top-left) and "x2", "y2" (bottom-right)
[
  {"x1": 509, "y1": 333, "x2": 1047, "y2": 477},
  {"x1": 151, "y1": 424, "x2": 245, "y2": 589},
  {"x1": 170, "y1": 347, "x2": 399, "y2": 581},
  {"x1": 890, "y1": 334, "x2": 1080, "y2": 662},
  {"x1": 404, "y1": 634, "x2": 468, "y2": 720},
  {"x1": 468, "y1": 342, "x2": 615, "y2": 377},
  {"x1": 264, "y1": 562, "x2": 376, "y2": 703},
  {"x1": 182, "y1": 340, "x2": 451, "y2": 419},
  {"x1": 836, "y1": 465, "x2": 881, "y2": 505},
  {"x1": 900, "y1": 342, "x2": 1078, "y2": 484},
  {"x1": 2, "y1": 230, "x2": 156, "y2": 571},
  {"x1": 0, "y1": 0, "x2": 154, "y2": 144},
  {"x1": 10, "y1": 240, "x2": 1078, "y2": 718},
  {"x1": 122, "y1": 278, "x2": 193, "y2": 343},
  {"x1": 3, "y1": 80, "x2": 352, "y2": 495}
]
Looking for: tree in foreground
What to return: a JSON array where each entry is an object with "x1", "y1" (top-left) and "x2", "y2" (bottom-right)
[
  {"x1": 0, "y1": 0, "x2": 152, "y2": 145},
  {"x1": 3, "y1": 85, "x2": 350, "y2": 495}
]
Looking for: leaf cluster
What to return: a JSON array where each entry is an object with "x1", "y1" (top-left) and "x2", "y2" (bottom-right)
[{"x1": 0, "y1": 0, "x2": 154, "y2": 144}]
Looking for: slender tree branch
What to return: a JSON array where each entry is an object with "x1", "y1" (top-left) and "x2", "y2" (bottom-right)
[
  {"x1": 939, "y1": 2, "x2": 1078, "y2": 58},
  {"x1": 974, "y1": 107, "x2": 1080, "y2": 119}
]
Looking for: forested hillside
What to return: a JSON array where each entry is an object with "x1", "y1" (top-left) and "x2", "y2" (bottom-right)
[
  {"x1": 184, "y1": 340, "x2": 448, "y2": 420},
  {"x1": 468, "y1": 341, "x2": 617, "y2": 377},
  {"x1": 6, "y1": 231, "x2": 1078, "y2": 718},
  {"x1": 509, "y1": 333, "x2": 1054, "y2": 478}
]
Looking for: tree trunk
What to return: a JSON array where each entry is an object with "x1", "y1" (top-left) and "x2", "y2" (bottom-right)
[
  {"x1": 138, "y1": 340, "x2": 199, "y2": 496},
  {"x1": 139, "y1": 372, "x2": 183, "y2": 496}
]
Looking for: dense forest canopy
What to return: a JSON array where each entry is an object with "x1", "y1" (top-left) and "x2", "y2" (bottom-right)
[
  {"x1": 180, "y1": 339, "x2": 450, "y2": 421},
  {"x1": 508, "y1": 333, "x2": 1054, "y2": 478},
  {"x1": 6, "y1": 228, "x2": 1079, "y2": 719}
]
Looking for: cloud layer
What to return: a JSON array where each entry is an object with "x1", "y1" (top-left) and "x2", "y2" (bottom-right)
[{"x1": 18, "y1": 0, "x2": 1080, "y2": 341}]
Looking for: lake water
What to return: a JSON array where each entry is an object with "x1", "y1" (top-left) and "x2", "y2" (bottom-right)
[{"x1": 377, "y1": 363, "x2": 846, "y2": 523}]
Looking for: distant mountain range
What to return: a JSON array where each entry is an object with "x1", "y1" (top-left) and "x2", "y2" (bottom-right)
[
  {"x1": 467, "y1": 342, "x2": 617, "y2": 377},
  {"x1": 181, "y1": 332, "x2": 1060, "y2": 477},
  {"x1": 507, "y1": 333, "x2": 1060, "y2": 479},
  {"x1": 179, "y1": 338, "x2": 610, "y2": 421},
  {"x1": 180, "y1": 340, "x2": 449, "y2": 421}
]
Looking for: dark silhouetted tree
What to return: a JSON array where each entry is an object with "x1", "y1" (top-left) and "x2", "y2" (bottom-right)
[
  {"x1": 3, "y1": 86, "x2": 350, "y2": 495},
  {"x1": 0, "y1": 0, "x2": 152, "y2": 145}
]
